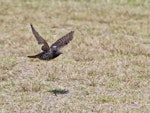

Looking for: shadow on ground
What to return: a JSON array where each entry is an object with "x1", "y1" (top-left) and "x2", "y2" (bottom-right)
[{"x1": 48, "y1": 89, "x2": 69, "y2": 96}]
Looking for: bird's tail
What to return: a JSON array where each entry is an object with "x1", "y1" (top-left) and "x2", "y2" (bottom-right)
[{"x1": 27, "y1": 53, "x2": 40, "y2": 58}]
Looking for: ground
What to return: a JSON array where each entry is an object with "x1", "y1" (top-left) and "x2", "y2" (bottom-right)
[{"x1": 0, "y1": 0, "x2": 150, "y2": 113}]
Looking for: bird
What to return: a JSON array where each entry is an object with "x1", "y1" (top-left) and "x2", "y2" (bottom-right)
[{"x1": 28, "y1": 24, "x2": 74, "y2": 60}]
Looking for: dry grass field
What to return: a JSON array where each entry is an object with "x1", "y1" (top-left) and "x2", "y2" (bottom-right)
[{"x1": 0, "y1": 0, "x2": 150, "y2": 113}]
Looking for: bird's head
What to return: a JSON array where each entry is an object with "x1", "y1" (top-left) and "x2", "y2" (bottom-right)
[{"x1": 57, "y1": 51, "x2": 63, "y2": 55}]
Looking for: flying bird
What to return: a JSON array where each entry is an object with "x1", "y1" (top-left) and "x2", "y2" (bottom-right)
[{"x1": 28, "y1": 24, "x2": 74, "y2": 60}]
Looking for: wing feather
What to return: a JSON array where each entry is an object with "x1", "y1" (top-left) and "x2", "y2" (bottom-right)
[
  {"x1": 50, "y1": 31, "x2": 74, "y2": 49},
  {"x1": 30, "y1": 24, "x2": 50, "y2": 51}
]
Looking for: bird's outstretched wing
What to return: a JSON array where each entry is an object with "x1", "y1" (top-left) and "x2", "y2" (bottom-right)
[
  {"x1": 50, "y1": 31, "x2": 74, "y2": 50},
  {"x1": 30, "y1": 24, "x2": 50, "y2": 51}
]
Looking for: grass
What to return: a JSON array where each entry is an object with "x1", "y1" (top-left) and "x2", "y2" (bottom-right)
[{"x1": 0, "y1": 0, "x2": 150, "y2": 112}]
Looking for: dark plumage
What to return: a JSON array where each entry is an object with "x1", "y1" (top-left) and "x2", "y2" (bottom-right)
[{"x1": 28, "y1": 24, "x2": 74, "y2": 60}]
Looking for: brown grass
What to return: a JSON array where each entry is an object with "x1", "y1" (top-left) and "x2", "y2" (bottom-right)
[{"x1": 0, "y1": 0, "x2": 150, "y2": 113}]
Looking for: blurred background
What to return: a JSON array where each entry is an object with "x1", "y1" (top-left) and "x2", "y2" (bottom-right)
[{"x1": 0, "y1": 0, "x2": 150, "y2": 113}]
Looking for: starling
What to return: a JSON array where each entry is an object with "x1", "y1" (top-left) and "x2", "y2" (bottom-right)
[{"x1": 28, "y1": 24, "x2": 74, "y2": 60}]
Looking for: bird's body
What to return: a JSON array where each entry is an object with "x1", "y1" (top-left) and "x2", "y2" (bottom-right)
[
  {"x1": 28, "y1": 49, "x2": 62, "y2": 60},
  {"x1": 28, "y1": 24, "x2": 74, "y2": 60}
]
